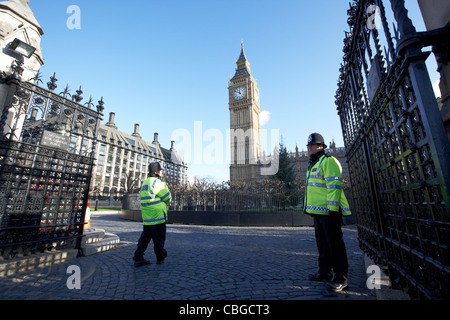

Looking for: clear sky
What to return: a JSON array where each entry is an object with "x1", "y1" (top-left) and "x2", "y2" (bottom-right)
[{"x1": 29, "y1": 0, "x2": 440, "y2": 183}]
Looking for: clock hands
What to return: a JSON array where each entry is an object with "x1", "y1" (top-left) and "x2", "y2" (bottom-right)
[{"x1": 234, "y1": 87, "x2": 246, "y2": 100}]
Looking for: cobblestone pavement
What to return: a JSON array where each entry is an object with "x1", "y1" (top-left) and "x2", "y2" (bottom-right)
[{"x1": 0, "y1": 212, "x2": 375, "y2": 301}]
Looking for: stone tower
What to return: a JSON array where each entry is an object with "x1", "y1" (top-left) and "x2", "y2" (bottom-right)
[
  {"x1": 0, "y1": 0, "x2": 44, "y2": 80},
  {"x1": 229, "y1": 42, "x2": 262, "y2": 181},
  {"x1": 0, "y1": 0, "x2": 44, "y2": 139}
]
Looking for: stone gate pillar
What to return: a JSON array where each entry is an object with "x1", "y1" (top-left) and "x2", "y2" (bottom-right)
[{"x1": 417, "y1": 0, "x2": 450, "y2": 140}]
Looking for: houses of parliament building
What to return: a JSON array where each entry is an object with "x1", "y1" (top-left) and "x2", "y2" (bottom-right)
[
  {"x1": 91, "y1": 43, "x2": 346, "y2": 197},
  {"x1": 228, "y1": 44, "x2": 348, "y2": 182}
]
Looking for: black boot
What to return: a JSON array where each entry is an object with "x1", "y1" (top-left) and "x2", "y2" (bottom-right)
[{"x1": 134, "y1": 259, "x2": 151, "y2": 267}]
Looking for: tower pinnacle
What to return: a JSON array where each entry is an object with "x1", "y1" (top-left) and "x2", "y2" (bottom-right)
[{"x1": 232, "y1": 42, "x2": 251, "y2": 80}]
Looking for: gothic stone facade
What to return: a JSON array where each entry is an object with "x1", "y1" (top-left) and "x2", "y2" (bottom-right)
[{"x1": 229, "y1": 44, "x2": 262, "y2": 181}]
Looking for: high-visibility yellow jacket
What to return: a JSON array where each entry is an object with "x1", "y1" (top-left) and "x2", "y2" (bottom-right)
[
  {"x1": 304, "y1": 154, "x2": 351, "y2": 216},
  {"x1": 140, "y1": 176, "x2": 172, "y2": 225}
]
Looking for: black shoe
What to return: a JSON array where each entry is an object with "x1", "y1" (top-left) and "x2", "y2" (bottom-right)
[
  {"x1": 134, "y1": 259, "x2": 151, "y2": 267},
  {"x1": 308, "y1": 273, "x2": 332, "y2": 282},
  {"x1": 327, "y1": 279, "x2": 348, "y2": 292},
  {"x1": 156, "y1": 251, "x2": 167, "y2": 265}
]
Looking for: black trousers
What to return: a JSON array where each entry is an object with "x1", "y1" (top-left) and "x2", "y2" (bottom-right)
[
  {"x1": 133, "y1": 223, "x2": 167, "y2": 262},
  {"x1": 313, "y1": 214, "x2": 348, "y2": 282}
]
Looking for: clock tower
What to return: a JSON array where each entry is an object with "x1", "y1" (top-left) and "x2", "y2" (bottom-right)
[{"x1": 229, "y1": 42, "x2": 262, "y2": 181}]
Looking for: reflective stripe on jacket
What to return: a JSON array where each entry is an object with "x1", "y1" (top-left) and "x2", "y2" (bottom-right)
[
  {"x1": 304, "y1": 154, "x2": 351, "y2": 216},
  {"x1": 140, "y1": 177, "x2": 172, "y2": 225}
]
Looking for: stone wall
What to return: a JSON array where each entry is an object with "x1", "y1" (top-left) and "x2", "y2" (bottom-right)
[
  {"x1": 121, "y1": 209, "x2": 316, "y2": 227},
  {"x1": 121, "y1": 194, "x2": 316, "y2": 226},
  {"x1": 120, "y1": 194, "x2": 357, "y2": 227}
]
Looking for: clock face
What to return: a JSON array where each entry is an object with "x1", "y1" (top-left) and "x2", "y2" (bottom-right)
[{"x1": 233, "y1": 87, "x2": 247, "y2": 100}]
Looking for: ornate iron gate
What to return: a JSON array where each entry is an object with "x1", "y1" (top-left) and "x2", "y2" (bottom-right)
[
  {"x1": 336, "y1": 0, "x2": 450, "y2": 299},
  {"x1": 0, "y1": 63, "x2": 104, "y2": 259}
]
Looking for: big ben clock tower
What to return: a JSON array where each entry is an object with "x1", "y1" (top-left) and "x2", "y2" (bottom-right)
[{"x1": 229, "y1": 42, "x2": 262, "y2": 181}]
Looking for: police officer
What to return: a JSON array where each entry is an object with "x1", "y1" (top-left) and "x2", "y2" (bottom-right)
[
  {"x1": 133, "y1": 162, "x2": 172, "y2": 267},
  {"x1": 304, "y1": 133, "x2": 351, "y2": 292}
]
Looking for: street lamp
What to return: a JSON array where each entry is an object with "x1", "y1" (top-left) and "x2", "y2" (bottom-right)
[{"x1": 8, "y1": 38, "x2": 36, "y2": 58}]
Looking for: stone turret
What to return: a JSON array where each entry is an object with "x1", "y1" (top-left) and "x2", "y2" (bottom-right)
[
  {"x1": 0, "y1": 0, "x2": 44, "y2": 139},
  {"x1": 0, "y1": 0, "x2": 44, "y2": 80}
]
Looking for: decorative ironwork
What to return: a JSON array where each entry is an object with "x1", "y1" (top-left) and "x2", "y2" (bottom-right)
[
  {"x1": 336, "y1": 0, "x2": 450, "y2": 299},
  {"x1": 0, "y1": 68, "x2": 103, "y2": 259}
]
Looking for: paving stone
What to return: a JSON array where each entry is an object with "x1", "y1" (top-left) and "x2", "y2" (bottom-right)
[{"x1": 0, "y1": 212, "x2": 375, "y2": 301}]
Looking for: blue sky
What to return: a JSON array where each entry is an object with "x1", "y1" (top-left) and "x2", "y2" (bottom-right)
[{"x1": 29, "y1": 0, "x2": 439, "y2": 183}]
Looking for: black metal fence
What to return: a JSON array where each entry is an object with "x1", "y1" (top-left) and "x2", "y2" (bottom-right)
[
  {"x1": 336, "y1": 0, "x2": 450, "y2": 299},
  {"x1": 0, "y1": 66, "x2": 103, "y2": 259},
  {"x1": 168, "y1": 179, "x2": 305, "y2": 212}
]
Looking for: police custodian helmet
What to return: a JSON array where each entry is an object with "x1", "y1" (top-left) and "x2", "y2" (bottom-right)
[
  {"x1": 307, "y1": 133, "x2": 327, "y2": 148},
  {"x1": 149, "y1": 162, "x2": 162, "y2": 173}
]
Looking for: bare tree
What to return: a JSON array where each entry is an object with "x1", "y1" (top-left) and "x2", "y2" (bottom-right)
[{"x1": 122, "y1": 171, "x2": 140, "y2": 194}]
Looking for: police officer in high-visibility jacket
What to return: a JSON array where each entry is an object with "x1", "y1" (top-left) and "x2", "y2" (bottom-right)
[
  {"x1": 133, "y1": 162, "x2": 172, "y2": 267},
  {"x1": 304, "y1": 133, "x2": 351, "y2": 292}
]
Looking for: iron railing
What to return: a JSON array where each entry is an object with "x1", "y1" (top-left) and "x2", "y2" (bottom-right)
[
  {"x1": 336, "y1": 0, "x2": 450, "y2": 299},
  {"x1": 0, "y1": 65, "x2": 103, "y2": 259}
]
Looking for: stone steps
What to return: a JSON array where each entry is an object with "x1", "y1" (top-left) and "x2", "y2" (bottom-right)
[
  {"x1": 79, "y1": 229, "x2": 120, "y2": 257},
  {"x1": 0, "y1": 229, "x2": 120, "y2": 277}
]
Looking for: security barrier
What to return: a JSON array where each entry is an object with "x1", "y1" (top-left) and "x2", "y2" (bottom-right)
[
  {"x1": 0, "y1": 68, "x2": 103, "y2": 259},
  {"x1": 335, "y1": 0, "x2": 450, "y2": 299}
]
